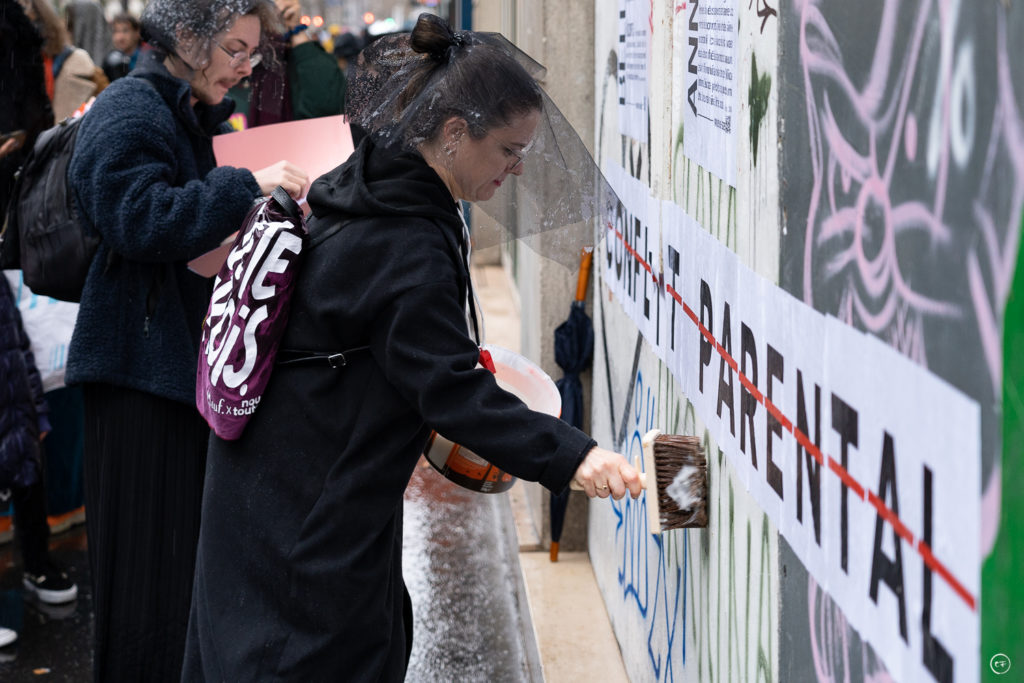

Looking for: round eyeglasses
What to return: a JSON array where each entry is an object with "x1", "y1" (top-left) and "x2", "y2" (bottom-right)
[{"x1": 216, "y1": 41, "x2": 262, "y2": 70}]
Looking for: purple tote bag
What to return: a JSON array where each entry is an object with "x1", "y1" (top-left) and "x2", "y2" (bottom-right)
[{"x1": 196, "y1": 187, "x2": 306, "y2": 440}]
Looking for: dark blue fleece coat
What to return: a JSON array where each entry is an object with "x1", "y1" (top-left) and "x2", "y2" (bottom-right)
[
  {"x1": 0, "y1": 277, "x2": 50, "y2": 491},
  {"x1": 67, "y1": 63, "x2": 261, "y2": 405}
]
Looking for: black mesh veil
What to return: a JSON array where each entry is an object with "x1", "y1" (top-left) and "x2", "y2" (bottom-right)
[{"x1": 345, "y1": 24, "x2": 619, "y2": 269}]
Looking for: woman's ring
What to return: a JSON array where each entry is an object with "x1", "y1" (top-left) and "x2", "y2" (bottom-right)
[{"x1": 597, "y1": 485, "x2": 609, "y2": 490}]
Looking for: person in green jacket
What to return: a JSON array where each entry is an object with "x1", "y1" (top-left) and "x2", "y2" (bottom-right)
[
  {"x1": 277, "y1": 0, "x2": 344, "y2": 117},
  {"x1": 229, "y1": 0, "x2": 344, "y2": 127}
]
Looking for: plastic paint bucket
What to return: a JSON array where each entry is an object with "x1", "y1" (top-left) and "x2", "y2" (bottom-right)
[{"x1": 424, "y1": 345, "x2": 561, "y2": 494}]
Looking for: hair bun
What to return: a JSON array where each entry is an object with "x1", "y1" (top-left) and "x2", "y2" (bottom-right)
[{"x1": 410, "y1": 13, "x2": 467, "y2": 63}]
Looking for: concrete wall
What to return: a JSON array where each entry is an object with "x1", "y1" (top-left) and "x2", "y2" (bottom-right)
[
  {"x1": 582, "y1": 1, "x2": 1024, "y2": 681},
  {"x1": 586, "y1": 6, "x2": 783, "y2": 681},
  {"x1": 484, "y1": 0, "x2": 1024, "y2": 680},
  {"x1": 472, "y1": 0, "x2": 597, "y2": 552}
]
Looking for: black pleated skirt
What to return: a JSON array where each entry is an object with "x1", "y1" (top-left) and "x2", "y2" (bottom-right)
[{"x1": 82, "y1": 383, "x2": 209, "y2": 683}]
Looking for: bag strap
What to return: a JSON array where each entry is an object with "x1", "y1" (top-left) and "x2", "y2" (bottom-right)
[
  {"x1": 270, "y1": 186, "x2": 302, "y2": 220},
  {"x1": 277, "y1": 346, "x2": 370, "y2": 368},
  {"x1": 273, "y1": 212, "x2": 360, "y2": 371},
  {"x1": 308, "y1": 216, "x2": 352, "y2": 248},
  {"x1": 285, "y1": 210, "x2": 474, "y2": 369},
  {"x1": 52, "y1": 46, "x2": 74, "y2": 79}
]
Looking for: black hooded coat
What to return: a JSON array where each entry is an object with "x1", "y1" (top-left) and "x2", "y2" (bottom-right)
[{"x1": 183, "y1": 138, "x2": 595, "y2": 680}]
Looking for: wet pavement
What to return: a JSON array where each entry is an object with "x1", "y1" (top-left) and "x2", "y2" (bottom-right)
[
  {"x1": 0, "y1": 527, "x2": 92, "y2": 682},
  {"x1": 0, "y1": 457, "x2": 532, "y2": 682},
  {"x1": 404, "y1": 458, "x2": 532, "y2": 682}
]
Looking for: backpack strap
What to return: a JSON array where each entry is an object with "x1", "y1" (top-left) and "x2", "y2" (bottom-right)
[
  {"x1": 52, "y1": 46, "x2": 74, "y2": 80},
  {"x1": 288, "y1": 209, "x2": 475, "y2": 370},
  {"x1": 272, "y1": 217, "x2": 366, "y2": 371},
  {"x1": 277, "y1": 346, "x2": 370, "y2": 368},
  {"x1": 271, "y1": 186, "x2": 302, "y2": 220},
  {"x1": 307, "y1": 216, "x2": 351, "y2": 248}
]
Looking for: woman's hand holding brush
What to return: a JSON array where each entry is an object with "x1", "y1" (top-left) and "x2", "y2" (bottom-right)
[
  {"x1": 571, "y1": 431, "x2": 708, "y2": 533},
  {"x1": 572, "y1": 447, "x2": 644, "y2": 500}
]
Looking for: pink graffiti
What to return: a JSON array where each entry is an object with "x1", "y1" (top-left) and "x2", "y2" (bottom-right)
[
  {"x1": 796, "y1": 0, "x2": 1022, "y2": 553},
  {"x1": 798, "y1": 0, "x2": 1024, "y2": 377},
  {"x1": 808, "y1": 576, "x2": 897, "y2": 683},
  {"x1": 796, "y1": 0, "x2": 1024, "y2": 677}
]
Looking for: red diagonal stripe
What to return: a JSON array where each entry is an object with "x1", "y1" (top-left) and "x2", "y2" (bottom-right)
[
  {"x1": 605, "y1": 219, "x2": 977, "y2": 611},
  {"x1": 918, "y1": 540, "x2": 976, "y2": 611},
  {"x1": 828, "y1": 457, "x2": 865, "y2": 500},
  {"x1": 793, "y1": 428, "x2": 825, "y2": 465},
  {"x1": 667, "y1": 284, "x2": 683, "y2": 306},
  {"x1": 739, "y1": 371, "x2": 764, "y2": 404},
  {"x1": 717, "y1": 342, "x2": 738, "y2": 373},
  {"x1": 765, "y1": 398, "x2": 793, "y2": 433},
  {"x1": 610, "y1": 223, "x2": 659, "y2": 286},
  {"x1": 867, "y1": 491, "x2": 915, "y2": 545}
]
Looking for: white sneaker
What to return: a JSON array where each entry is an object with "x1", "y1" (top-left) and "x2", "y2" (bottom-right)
[
  {"x1": 0, "y1": 626, "x2": 16, "y2": 648},
  {"x1": 23, "y1": 564, "x2": 78, "y2": 605}
]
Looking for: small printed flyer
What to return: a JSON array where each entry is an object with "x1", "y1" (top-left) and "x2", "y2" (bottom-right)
[
  {"x1": 682, "y1": 0, "x2": 738, "y2": 186},
  {"x1": 617, "y1": 0, "x2": 649, "y2": 141}
]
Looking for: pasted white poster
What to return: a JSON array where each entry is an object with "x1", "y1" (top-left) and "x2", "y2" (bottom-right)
[
  {"x1": 617, "y1": 0, "x2": 649, "y2": 142},
  {"x1": 681, "y1": 0, "x2": 738, "y2": 186},
  {"x1": 602, "y1": 162, "x2": 662, "y2": 357},
  {"x1": 600, "y1": 161, "x2": 981, "y2": 682}
]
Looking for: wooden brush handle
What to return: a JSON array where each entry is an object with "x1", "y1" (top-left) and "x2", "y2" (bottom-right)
[{"x1": 568, "y1": 433, "x2": 662, "y2": 536}]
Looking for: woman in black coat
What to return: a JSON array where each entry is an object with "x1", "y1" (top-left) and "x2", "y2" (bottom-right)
[{"x1": 183, "y1": 14, "x2": 642, "y2": 681}]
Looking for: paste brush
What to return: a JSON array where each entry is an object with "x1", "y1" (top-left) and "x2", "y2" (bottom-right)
[{"x1": 571, "y1": 429, "x2": 707, "y2": 532}]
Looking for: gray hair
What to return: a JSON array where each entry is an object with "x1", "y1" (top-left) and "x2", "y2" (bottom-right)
[{"x1": 141, "y1": 0, "x2": 280, "y2": 71}]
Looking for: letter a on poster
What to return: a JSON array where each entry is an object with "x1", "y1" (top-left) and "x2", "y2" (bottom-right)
[{"x1": 682, "y1": 0, "x2": 738, "y2": 186}]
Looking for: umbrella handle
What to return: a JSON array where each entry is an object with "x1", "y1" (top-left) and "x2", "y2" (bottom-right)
[{"x1": 575, "y1": 247, "x2": 594, "y2": 303}]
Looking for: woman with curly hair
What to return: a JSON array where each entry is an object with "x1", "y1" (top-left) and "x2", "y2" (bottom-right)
[{"x1": 66, "y1": 0, "x2": 308, "y2": 678}]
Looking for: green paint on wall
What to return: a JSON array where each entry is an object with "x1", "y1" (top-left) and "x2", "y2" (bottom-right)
[
  {"x1": 674, "y1": 124, "x2": 687, "y2": 206},
  {"x1": 748, "y1": 54, "x2": 772, "y2": 167},
  {"x1": 757, "y1": 516, "x2": 773, "y2": 683},
  {"x1": 983, "y1": 211, "x2": 1024, "y2": 677}
]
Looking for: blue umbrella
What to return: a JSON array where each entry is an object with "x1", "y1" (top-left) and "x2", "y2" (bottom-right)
[{"x1": 550, "y1": 248, "x2": 594, "y2": 561}]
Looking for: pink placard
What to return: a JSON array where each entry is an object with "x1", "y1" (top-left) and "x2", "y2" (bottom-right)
[
  {"x1": 188, "y1": 115, "x2": 355, "y2": 276},
  {"x1": 212, "y1": 114, "x2": 354, "y2": 188}
]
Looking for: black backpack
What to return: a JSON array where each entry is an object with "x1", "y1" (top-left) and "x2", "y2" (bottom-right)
[{"x1": 0, "y1": 115, "x2": 99, "y2": 303}]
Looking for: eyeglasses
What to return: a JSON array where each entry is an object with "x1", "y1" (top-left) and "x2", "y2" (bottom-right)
[
  {"x1": 490, "y1": 134, "x2": 528, "y2": 171},
  {"x1": 216, "y1": 41, "x2": 262, "y2": 69},
  {"x1": 503, "y1": 145, "x2": 526, "y2": 171}
]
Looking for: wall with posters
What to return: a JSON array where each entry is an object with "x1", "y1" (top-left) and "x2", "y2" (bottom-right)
[{"x1": 588, "y1": 1, "x2": 1023, "y2": 681}]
